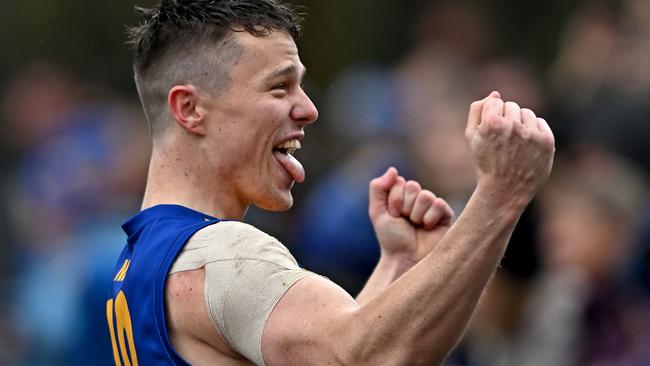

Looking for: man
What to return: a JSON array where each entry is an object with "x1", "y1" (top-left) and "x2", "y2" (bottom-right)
[{"x1": 106, "y1": 0, "x2": 555, "y2": 365}]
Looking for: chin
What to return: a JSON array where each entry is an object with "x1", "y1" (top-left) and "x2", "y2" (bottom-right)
[{"x1": 255, "y1": 191, "x2": 294, "y2": 212}]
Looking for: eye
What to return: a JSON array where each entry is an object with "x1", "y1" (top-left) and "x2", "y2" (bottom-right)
[{"x1": 272, "y1": 82, "x2": 288, "y2": 90}]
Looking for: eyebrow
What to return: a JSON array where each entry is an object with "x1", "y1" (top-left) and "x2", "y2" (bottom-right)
[{"x1": 264, "y1": 64, "x2": 306, "y2": 81}]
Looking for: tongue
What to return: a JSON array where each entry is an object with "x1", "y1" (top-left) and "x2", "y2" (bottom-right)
[{"x1": 273, "y1": 151, "x2": 305, "y2": 183}]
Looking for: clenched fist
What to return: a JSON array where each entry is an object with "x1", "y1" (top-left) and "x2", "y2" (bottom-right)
[
  {"x1": 466, "y1": 91, "x2": 555, "y2": 207},
  {"x1": 368, "y1": 167, "x2": 454, "y2": 264}
]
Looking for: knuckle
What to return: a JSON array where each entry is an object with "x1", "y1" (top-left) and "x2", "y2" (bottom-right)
[
  {"x1": 544, "y1": 135, "x2": 556, "y2": 149},
  {"x1": 486, "y1": 122, "x2": 507, "y2": 135},
  {"x1": 521, "y1": 108, "x2": 536, "y2": 118},
  {"x1": 485, "y1": 115, "x2": 503, "y2": 126},
  {"x1": 432, "y1": 197, "x2": 447, "y2": 209},
  {"x1": 489, "y1": 98, "x2": 502, "y2": 105},
  {"x1": 405, "y1": 180, "x2": 421, "y2": 191},
  {"x1": 505, "y1": 101, "x2": 520, "y2": 109},
  {"x1": 533, "y1": 133, "x2": 555, "y2": 150},
  {"x1": 390, "y1": 197, "x2": 404, "y2": 208},
  {"x1": 419, "y1": 190, "x2": 436, "y2": 202}
]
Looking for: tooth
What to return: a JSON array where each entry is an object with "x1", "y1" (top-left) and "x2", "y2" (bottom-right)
[{"x1": 276, "y1": 139, "x2": 301, "y2": 151}]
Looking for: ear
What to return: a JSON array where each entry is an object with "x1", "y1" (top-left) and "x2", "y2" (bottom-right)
[{"x1": 168, "y1": 85, "x2": 208, "y2": 136}]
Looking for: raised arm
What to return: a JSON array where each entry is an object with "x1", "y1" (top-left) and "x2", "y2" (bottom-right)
[{"x1": 262, "y1": 91, "x2": 555, "y2": 366}]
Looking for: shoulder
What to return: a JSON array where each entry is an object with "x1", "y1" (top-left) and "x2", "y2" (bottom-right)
[
  {"x1": 184, "y1": 221, "x2": 297, "y2": 268},
  {"x1": 193, "y1": 221, "x2": 279, "y2": 246}
]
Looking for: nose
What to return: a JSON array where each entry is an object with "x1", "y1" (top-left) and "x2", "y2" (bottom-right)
[{"x1": 291, "y1": 88, "x2": 318, "y2": 126}]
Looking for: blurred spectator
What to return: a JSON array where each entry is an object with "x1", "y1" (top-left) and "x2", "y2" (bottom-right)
[
  {"x1": 407, "y1": 0, "x2": 496, "y2": 64},
  {"x1": 473, "y1": 58, "x2": 547, "y2": 113},
  {"x1": 1, "y1": 61, "x2": 83, "y2": 157},
  {"x1": 2, "y1": 62, "x2": 149, "y2": 365},
  {"x1": 549, "y1": 1, "x2": 620, "y2": 108},
  {"x1": 526, "y1": 148, "x2": 650, "y2": 366},
  {"x1": 548, "y1": 0, "x2": 650, "y2": 169}
]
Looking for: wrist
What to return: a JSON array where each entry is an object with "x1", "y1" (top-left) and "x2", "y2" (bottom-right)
[
  {"x1": 475, "y1": 176, "x2": 532, "y2": 210},
  {"x1": 378, "y1": 251, "x2": 417, "y2": 277},
  {"x1": 473, "y1": 178, "x2": 530, "y2": 222}
]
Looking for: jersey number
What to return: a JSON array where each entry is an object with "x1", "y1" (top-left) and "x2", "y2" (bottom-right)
[{"x1": 107, "y1": 291, "x2": 139, "y2": 366}]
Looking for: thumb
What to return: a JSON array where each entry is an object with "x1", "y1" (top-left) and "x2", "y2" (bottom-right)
[{"x1": 369, "y1": 167, "x2": 398, "y2": 218}]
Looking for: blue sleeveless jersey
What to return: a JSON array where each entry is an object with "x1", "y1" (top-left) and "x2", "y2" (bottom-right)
[{"x1": 106, "y1": 204, "x2": 220, "y2": 366}]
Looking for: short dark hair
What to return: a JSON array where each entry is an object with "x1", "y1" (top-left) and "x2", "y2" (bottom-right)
[{"x1": 127, "y1": 0, "x2": 304, "y2": 138}]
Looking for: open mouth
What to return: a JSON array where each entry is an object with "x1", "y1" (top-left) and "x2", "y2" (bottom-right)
[
  {"x1": 273, "y1": 139, "x2": 301, "y2": 155},
  {"x1": 272, "y1": 138, "x2": 305, "y2": 183}
]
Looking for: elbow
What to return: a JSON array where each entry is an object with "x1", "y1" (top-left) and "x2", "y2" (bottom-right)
[
  {"x1": 330, "y1": 315, "x2": 409, "y2": 366},
  {"x1": 334, "y1": 314, "x2": 455, "y2": 366},
  {"x1": 326, "y1": 312, "x2": 384, "y2": 366}
]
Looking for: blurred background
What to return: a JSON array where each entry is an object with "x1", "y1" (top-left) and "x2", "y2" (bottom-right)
[{"x1": 1, "y1": 0, "x2": 649, "y2": 364}]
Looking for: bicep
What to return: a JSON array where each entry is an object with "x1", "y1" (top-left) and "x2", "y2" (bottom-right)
[{"x1": 261, "y1": 275, "x2": 361, "y2": 366}]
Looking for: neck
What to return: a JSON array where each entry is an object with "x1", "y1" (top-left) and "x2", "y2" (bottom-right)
[{"x1": 141, "y1": 143, "x2": 248, "y2": 220}]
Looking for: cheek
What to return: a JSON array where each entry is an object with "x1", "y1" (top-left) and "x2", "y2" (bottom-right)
[
  {"x1": 245, "y1": 102, "x2": 288, "y2": 155},
  {"x1": 214, "y1": 117, "x2": 268, "y2": 155},
  {"x1": 207, "y1": 96, "x2": 288, "y2": 168}
]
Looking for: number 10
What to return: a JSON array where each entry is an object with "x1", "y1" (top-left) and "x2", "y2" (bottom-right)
[{"x1": 107, "y1": 291, "x2": 139, "y2": 366}]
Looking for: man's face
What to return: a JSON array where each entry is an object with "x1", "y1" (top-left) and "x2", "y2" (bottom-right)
[{"x1": 201, "y1": 30, "x2": 318, "y2": 212}]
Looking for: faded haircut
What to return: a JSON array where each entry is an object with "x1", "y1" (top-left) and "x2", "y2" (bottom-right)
[{"x1": 126, "y1": 0, "x2": 303, "y2": 139}]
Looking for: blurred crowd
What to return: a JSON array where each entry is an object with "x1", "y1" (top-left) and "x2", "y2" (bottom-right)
[{"x1": 1, "y1": 0, "x2": 649, "y2": 365}]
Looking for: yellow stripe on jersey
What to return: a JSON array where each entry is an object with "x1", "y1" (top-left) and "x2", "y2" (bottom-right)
[
  {"x1": 114, "y1": 260, "x2": 131, "y2": 282},
  {"x1": 113, "y1": 260, "x2": 126, "y2": 282},
  {"x1": 120, "y1": 260, "x2": 131, "y2": 281}
]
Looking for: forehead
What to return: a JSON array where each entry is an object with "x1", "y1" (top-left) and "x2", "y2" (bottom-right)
[{"x1": 229, "y1": 30, "x2": 305, "y2": 80}]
